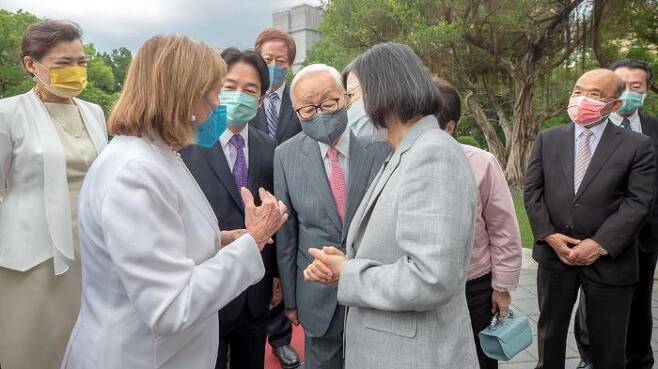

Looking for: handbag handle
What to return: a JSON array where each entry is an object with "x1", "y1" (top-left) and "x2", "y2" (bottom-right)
[{"x1": 489, "y1": 310, "x2": 515, "y2": 330}]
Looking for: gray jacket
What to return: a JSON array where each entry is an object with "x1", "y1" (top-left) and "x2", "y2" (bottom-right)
[
  {"x1": 274, "y1": 130, "x2": 388, "y2": 336},
  {"x1": 338, "y1": 116, "x2": 479, "y2": 369}
]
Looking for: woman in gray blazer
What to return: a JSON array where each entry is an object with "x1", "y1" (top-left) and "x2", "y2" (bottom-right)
[{"x1": 304, "y1": 43, "x2": 479, "y2": 369}]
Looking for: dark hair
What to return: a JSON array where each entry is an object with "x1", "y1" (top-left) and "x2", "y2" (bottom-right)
[
  {"x1": 20, "y1": 20, "x2": 82, "y2": 73},
  {"x1": 221, "y1": 47, "x2": 270, "y2": 96},
  {"x1": 353, "y1": 43, "x2": 441, "y2": 128},
  {"x1": 432, "y1": 78, "x2": 461, "y2": 130},
  {"x1": 254, "y1": 28, "x2": 296, "y2": 65},
  {"x1": 342, "y1": 60, "x2": 355, "y2": 89},
  {"x1": 609, "y1": 59, "x2": 653, "y2": 85}
]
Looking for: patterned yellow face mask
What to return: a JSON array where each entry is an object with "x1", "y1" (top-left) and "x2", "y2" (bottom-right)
[{"x1": 34, "y1": 60, "x2": 88, "y2": 98}]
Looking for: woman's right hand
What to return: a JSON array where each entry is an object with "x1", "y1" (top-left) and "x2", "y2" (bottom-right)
[{"x1": 241, "y1": 187, "x2": 288, "y2": 250}]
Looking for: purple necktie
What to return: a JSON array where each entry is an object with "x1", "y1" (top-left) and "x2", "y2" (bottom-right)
[{"x1": 229, "y1": 134, "x2": 248, "y2": 191}]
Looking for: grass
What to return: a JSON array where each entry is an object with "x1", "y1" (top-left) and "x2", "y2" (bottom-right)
[{"x1": 511, "y1": 189, "x2": 534, "y2": 249}]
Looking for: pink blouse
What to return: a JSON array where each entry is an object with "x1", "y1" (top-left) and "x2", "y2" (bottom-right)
[{"x1": 462, "y1": 145, "x2": 522, "y2": 291}]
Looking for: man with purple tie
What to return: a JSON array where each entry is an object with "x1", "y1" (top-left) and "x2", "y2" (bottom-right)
[{"x1": 180, "y1": 48, "x2": 278, "y2": 369}]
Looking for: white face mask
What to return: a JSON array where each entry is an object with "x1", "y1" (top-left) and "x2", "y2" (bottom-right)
[{"x1": 347, "y1": 98, "x2": 387, "y2": 142}]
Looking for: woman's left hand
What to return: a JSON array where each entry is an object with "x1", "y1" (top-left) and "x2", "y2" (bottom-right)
[
  {"x1": 220, "y1": 229, "x2": 247, "y2": 247},
  {"x1": 304, "y1": 247, "x2": 347, "y2": 286}
]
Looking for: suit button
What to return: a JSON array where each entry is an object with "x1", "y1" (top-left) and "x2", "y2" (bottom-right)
[{"x1": 573, "y1": 203, "x2": 581, "y2": 208}]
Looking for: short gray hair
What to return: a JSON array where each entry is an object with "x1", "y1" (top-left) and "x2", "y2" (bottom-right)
[
  {"x1": 290, "y1": 63, "x2": 344, "y2": 103},
  {"x1": 354, "y1": 43, "x2": 441, "y2": 128}
]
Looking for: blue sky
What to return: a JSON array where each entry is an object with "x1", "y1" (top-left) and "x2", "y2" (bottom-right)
[{"x1": 3, "y1": 0, "x2": 321, "y2": 52}]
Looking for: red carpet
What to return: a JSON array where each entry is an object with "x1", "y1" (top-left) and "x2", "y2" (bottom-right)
[{"x1": 265, "y1": 325, "x2": 305, "y2": 369}]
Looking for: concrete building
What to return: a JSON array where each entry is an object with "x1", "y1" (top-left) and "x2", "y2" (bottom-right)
[{"x1": 273, "y1": 4, "x2": 323, "y2": 72}]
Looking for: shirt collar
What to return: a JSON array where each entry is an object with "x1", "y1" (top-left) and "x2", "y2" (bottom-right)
[
  {"x1": 609, "y1": 111, "x2": 640, "y2": 126},
  {"x1": 220, "y1": 126, "x2": 249, "y2": 148},
  {"x1": 575, "y1": 119, "x2": 608, "y2": 138},
  {"x1": 319, "y1": 129, "x2": 351, "y2": 160},
  {"x1": 269, "y1": 82, "x2": 286, "y2": 100}
]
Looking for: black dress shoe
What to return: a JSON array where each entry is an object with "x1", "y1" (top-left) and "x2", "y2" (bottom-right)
[
  {"x1": 273, "y1": 345, "x2": 301, "y2": 369},
  {"x1": 576, "y1": 361, "x2": 593, "y2": 369}
]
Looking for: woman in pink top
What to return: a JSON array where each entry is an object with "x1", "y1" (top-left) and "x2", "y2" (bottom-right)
[{"x1": 434, "y1": 79, "x2": 523, "y2": 369}]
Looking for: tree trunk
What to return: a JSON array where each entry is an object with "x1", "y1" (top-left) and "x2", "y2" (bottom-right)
[
  {"x1": 464, "y1": 91, "x2": 508, "y2": 165},
  {"x1": 505, "y1": 66, "x2": 537, "y2": 188}
]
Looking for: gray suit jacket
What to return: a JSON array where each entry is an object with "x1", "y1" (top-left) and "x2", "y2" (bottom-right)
[
  {"x1": 338, "y1": 116, "x2": 479, "y2": 369},
  {"x1": 274, "y1": 130, "x2": 388, "y2": 337}
]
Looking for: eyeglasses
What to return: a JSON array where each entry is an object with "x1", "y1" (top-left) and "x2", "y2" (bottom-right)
[
  {"x1": 295, "y1": 96, "x2": 347, "y2": 121},
  {"x1": 346, "y1": 84, "x2": 361, "y2": 102}
]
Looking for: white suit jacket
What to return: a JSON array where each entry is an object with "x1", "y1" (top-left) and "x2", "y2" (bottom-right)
[
  {"x1": 0, "y1": 90, "x2": 108, "y2": 275},
  {"x1": 61, "y1": 135, "x2": 266, "y2": 369}
]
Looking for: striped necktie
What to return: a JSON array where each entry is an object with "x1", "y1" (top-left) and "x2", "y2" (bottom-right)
[
  {"x1": 229, "y1": 134, "x2": 248, "y2": 192},
  {"x1": 327, "y1": 147, "x2": 346, "y2": 223},
  {"x1": 574, "y1": 129, "x2": 593, "y2": 193},
  {"x1": 266, "y1": 91, "x2": 280, "y2": 137},
  {"x1": 621, "y1": 118, "x2": 631, "y2": 130}
]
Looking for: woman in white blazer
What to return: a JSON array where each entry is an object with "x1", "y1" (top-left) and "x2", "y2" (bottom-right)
[
  {"x1": 60, "y1": 35, "x2": 288, "y2": 369},
  {"x1": 0, "y1": 21, "x2": 108, "y2": 369}
]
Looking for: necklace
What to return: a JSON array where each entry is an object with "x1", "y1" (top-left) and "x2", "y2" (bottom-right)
[{"x1": 34, "y1": 88, "x2": 85, "y2": 138}]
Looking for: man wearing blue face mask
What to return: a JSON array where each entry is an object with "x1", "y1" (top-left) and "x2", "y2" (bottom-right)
[
  {"x1": 180, "y1": 48, "x2": 278, "y2": 369},
  {"x1": 274, "y1": 64, "x2": 388, "y2": 369},
  {"x1": 253, "y1": 27, "x2": 303, "y2": 368},
  {"x1": 574, "y1": 60, "x2": 658, "y2": 369}
]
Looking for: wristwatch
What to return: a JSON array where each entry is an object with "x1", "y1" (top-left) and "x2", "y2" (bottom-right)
[{"x1": 598, "y1": 246, "x2": 609, "y2": 256}]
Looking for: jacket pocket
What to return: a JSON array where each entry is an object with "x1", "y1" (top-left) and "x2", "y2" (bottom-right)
[{"x1": 362, "y1": 309, "x2": 418, "y2": 338}]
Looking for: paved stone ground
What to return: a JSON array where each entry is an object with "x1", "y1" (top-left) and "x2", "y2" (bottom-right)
[{"x1": 500, "y1": 250, "x2": 658, "y2": 369}]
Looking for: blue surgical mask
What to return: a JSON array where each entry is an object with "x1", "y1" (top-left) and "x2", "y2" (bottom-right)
[
  {"x1": 301, "y1": 108, "x2": 348, "y2": 145},
  {"x1": 618, "y1": 91, "x2": 646, "y2": 115},
  {"x1": 268, "y1": 64, "x2": 288, "y2": 87},
  {"x1": 195, "y1": 98, "x2": 227, "y2": 148},
  {"x1": 220, "y1": 90, "x2": 259, "y2": 128},
  {"x1": 347, "y1": 98, "x2": 388, "y2": 142}
]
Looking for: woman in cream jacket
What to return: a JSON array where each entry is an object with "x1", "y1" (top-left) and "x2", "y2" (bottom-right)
[{"x1": 0, "y1": 20, "x2": 107, "y2": 369}]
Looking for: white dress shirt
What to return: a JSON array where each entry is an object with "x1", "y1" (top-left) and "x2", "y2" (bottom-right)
[
  {"x1": 220, "y1": 127, "x2": 249, "y2": 172},
  {"x1": 574, "y1": 120, "x2": 608, "y2": 164},
  {"x1": 609, "y1": 111, "x2": 642, "y2": 133},
  {"x1": 318, "y1": 129, "x2": 350, "y2": 184}
]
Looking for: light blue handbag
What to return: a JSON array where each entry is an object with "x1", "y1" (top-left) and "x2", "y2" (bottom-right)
[{"x1": 478, "y1": 311, "x2": 533, "y2": 361}]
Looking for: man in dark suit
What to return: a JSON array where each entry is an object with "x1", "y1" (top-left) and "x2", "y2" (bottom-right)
[
  {"x1": 252, "y1": 28, "x2": 302, "y2": 368},
  {"x1": 524, "y1": 68, "x2": 656, "y2": 369},
  {"x1": 181, "y1": 49, "x2": 277, "y2": 369},
  {"x1": 574, "y1": 60, "x2": 658, "y2": 369}
]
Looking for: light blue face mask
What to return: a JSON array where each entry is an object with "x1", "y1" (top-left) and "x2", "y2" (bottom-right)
[
  {"x1": 347, "y1": 98, "x2": 388, "y2": 142},
  {"x1": 268, "y1": 64, "x2": 288, "y2": 88},
  {"x1": 618, "y1": 91, "x2": 646, "y2": 115},
  {"x1": 195, "y1": 97, "x2": 227, "y2": 148},
  {"x1": 219, "y1": 90, "x2": 259, "y2": 128}
]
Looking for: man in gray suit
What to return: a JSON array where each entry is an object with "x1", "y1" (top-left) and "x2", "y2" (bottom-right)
[{"x1": 274, "y1": 63, "x2": 387, "y2": 369}]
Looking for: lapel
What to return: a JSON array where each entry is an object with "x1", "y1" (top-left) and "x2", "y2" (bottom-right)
[
  {"x1": 275, "y1": 86, "x2": 295, "y2": 143},
  {"x1": 347, "y1": 116, "x2": 437, "y2": 252},
  {"x1": 575, "y1": 121, "x2": 623, "y2": 200},
  {"x1": 251, "y1": 106, "x2": 267, "y2": 134},
  {"x1": 558, "y1": 124, "x2": 576, "y2": 194},
  {"x1": 300, "y1": 135, "x2": 342, "y2": 233},
  {"x1": 200, "y1": 142, "x2": 243, "y2": 212},
  {"x1": 247, "y1": 127, "x2": 262, "y2": 198},
  {"x1": 340, "y1": 134, "x2": 374, "y2": 243}
]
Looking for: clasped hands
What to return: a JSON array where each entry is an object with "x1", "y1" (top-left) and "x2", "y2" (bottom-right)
[
  {"x1": 545, "y1": 233, "x2": 604, "y2": 266},
  {"x1": 303, "y1": 246, "x2": 348, "y2": 287}
]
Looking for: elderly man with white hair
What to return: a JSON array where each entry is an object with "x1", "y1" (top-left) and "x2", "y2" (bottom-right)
[{"x1": 273, "y1": 64, "x2": 388, "y2": 369}]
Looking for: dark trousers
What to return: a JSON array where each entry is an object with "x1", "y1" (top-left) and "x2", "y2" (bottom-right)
[
  {"x1": 465, "y1": 273, "x2": 498, "y2": 369},
  {"x1": 217, "y1": 310, "x2": 268, "y2": 369},
  {"x1": 536, "y1": 266, "x2": 634, "y2": 369},
  {"x1": 575, "y1": 250, "x2": 657, "y2": 369},
  {"x1": 267, "y1": 301, "x2": 293, "y2": 349}
]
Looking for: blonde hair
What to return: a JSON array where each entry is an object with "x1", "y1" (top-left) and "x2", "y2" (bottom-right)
[{"x1": 108, "y1": 35, "x2": 226, "y2": 149}]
